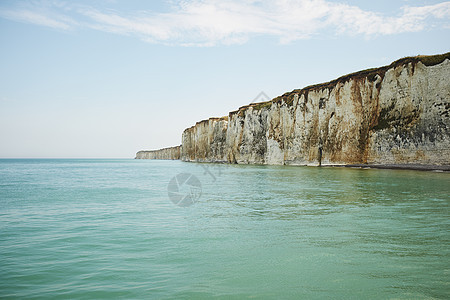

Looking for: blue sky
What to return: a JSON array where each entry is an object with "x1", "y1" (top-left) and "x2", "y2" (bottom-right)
[{"x1": 0, "y1": 0, "x2": 449, "y2": 158}]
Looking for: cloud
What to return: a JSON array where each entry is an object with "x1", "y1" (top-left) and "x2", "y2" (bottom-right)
[
  {"x1": 0, "y1": 0, "x2": 449, "y2": 46},
  {"x1": 329, "y1": 1, "x2": 450, "y2": 35},
  {"x1": 0, "y1": 9, "x2": 75, "y2": 30}
]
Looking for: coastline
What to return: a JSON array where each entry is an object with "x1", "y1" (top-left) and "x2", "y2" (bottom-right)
[
  {"x1": 339, "y1": 164, "x2": 450, "y2": 172},
  {"x1": 136, "y1": 52, "x2": 450, "y2": 168}
]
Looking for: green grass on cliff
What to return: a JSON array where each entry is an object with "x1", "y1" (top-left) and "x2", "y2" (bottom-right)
[
  {"x1": 417, "y1": 52, "x2": 450, "y2": 66},
  {"x1": 253, "y1": 101, "x2": 272, "y2": 110}
]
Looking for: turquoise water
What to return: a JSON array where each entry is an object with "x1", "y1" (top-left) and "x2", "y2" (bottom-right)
[{"x1": 0, "y1": 159, "x2": 449, "y2": 299}]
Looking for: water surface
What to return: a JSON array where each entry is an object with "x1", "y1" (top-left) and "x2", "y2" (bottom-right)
[{"x1": 0, "y1": 159, "x2": 449, "y2": 299}]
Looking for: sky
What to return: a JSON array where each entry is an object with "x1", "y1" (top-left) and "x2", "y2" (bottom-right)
[{"x1": 0, "y1": 0, "x2": 449, "y2": 158}]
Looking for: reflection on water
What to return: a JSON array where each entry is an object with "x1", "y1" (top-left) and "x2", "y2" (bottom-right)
[
  {"x1": 187, "y1": 163, "x2": 449, "y2": 299},
  {"x1": 201, "y1": 164, "x2": 448, "y2": 218}
]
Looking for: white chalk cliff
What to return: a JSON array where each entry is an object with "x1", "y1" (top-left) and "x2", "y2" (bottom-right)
[{"x1": 139, "y1": 53, "x2": 450, "y2": 168}]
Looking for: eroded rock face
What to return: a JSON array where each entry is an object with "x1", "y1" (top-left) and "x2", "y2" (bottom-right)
[
  {"x1": 181, "y1": 117, "x2": 228, "y2": 162},
  {"x1": 180, "y1": 54, "x2": 450, "y2": 166},
  {"x1": 135, "y1": 146, "x2": 181, "y2": 159}
]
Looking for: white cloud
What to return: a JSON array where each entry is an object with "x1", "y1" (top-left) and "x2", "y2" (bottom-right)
[
  {"x1": 0, "y1": 9, "x2": 75, "y2": 30},
  {"x1": 0, "y1": 0, "x2": 449, "y2": 46},
  {"x1": 329, "y1": 1, "x2": 450, "y2": 35}
]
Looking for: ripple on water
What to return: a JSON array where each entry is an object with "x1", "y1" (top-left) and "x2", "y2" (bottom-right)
[{"x1": 0, "y1": 159, "x2": 449, "y2": 299}]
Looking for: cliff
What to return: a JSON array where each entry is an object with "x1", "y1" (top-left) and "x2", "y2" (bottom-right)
[
  {"x1": 135, "y1": 146, "x2": 181, "y2": 160},
  {"x1": 181, "y1": 53, "x2": 450, "y2": 167}
]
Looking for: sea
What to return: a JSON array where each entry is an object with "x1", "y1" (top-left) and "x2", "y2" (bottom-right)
[{"x1": 0, "y1": 159, "x2": 449, "y2": 299}]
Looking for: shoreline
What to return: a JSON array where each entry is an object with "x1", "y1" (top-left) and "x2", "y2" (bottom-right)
[
  {"x1": 145, "y1": 158, "x2": 450, "y2": 173},
  {"x1": 329, "y1": 164, "x2": 450, "y2": 172}
]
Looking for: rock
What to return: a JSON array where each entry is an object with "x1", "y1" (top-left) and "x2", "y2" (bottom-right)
[
  {"x1": 135, "y1": 146, "x2": 181, "y2": 159},
  {"x1": 179, "y1": 53, "x2": 450, "y2": 167}
]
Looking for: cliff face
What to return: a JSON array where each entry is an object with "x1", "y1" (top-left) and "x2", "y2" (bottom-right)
[
  {"x1": 181, "y1": 53, "x2": 450, "y2": 166},
  {"x1": 182, "y1": 117, "x2": 229, "y2": 162},
  {"x1": 135, "y1": 146, "x2": 181, "y2": 160}
]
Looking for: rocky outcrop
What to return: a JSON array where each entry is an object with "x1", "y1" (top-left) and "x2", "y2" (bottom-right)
[
  {"x1": 182, "y1": 117, "x2": 229, "y2": 162},
  {"x1": 135, "y1": 146, "x2": 181, "y2": 160},
  {"x1": 180, "y1": 53, "x2": 450, "y2": 167}
]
